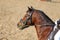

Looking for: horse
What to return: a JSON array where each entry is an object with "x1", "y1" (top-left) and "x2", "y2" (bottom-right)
[{"x1": 17, "y1": 6, "x2": 55, "y2": 40}]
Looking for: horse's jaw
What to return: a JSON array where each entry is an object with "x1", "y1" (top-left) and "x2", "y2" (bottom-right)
[{"x1": 17, "y1": 25, "x2": 29, "y2": 30}]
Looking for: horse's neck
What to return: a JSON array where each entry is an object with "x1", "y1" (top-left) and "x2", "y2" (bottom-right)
[
  {"x1": 33, "y1": 11, "x2": 54, "y2": 40},
  {"x1": 35, "y1": 25, "x2": 53, "y2": 40},
  {"x1": 34, "y1": 16, "x2": 47, "y2": 25}
]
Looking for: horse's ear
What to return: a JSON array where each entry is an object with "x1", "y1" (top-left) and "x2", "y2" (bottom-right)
[
  {"x1": 28, "y1": 6, "x2": 32, "y2": 11},
  {"x1": 28, "y1": 7, "x2": 31, "y2": 10},
  {"x1": 31, "y1": 6, "x2": 34, "y2": 9}
]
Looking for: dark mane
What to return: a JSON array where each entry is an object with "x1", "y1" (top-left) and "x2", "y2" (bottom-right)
[
  {"x1": 27, "y1": 8, "x2": 55, "y2": 25},
  {"x1": 38, "y1": 10, "x2": 55, "y2": 25}
]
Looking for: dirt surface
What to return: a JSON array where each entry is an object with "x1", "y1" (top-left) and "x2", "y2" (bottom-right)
[{"x1": 0, "y1": 0, "x2": 60, "y2": 40}]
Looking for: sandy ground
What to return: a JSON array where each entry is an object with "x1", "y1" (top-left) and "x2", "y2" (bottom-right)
[{"x1": 0, "y1": 0, "x2": 60, "y2": 40}]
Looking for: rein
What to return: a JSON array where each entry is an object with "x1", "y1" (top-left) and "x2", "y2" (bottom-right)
[{"x1": 35, "y1": 24, "x2": 55, "y2": 27}]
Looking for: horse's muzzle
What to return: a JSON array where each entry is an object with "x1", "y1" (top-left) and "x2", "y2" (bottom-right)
[{"x1": 17, "y1": 23, "x2": 29, "y2": 30}]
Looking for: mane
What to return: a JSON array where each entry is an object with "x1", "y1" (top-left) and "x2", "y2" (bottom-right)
[
  {"x1": 37, "y1": 10, "x2": 55, "y2": 25},
  {"x1": 27, "y1": 8, "x2": 55, "y2": 25}
]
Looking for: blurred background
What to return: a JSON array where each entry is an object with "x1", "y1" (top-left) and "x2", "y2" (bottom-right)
[{"x1": 0, "y1": 0, "x2": 60, "y2": 40}]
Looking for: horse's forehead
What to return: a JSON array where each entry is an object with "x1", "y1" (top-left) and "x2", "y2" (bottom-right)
[{"x1": 22, "y1": 13, "x2": 28, "y2": 20}]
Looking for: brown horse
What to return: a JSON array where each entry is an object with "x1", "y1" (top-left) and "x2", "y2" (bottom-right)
[{"x1": 17, "y1": 7, "x2": 55, "y2": 40}]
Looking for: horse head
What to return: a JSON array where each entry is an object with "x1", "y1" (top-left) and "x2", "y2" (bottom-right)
[{"x1": 17, "y1": 6, "x2": 34, "y2": 29}]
